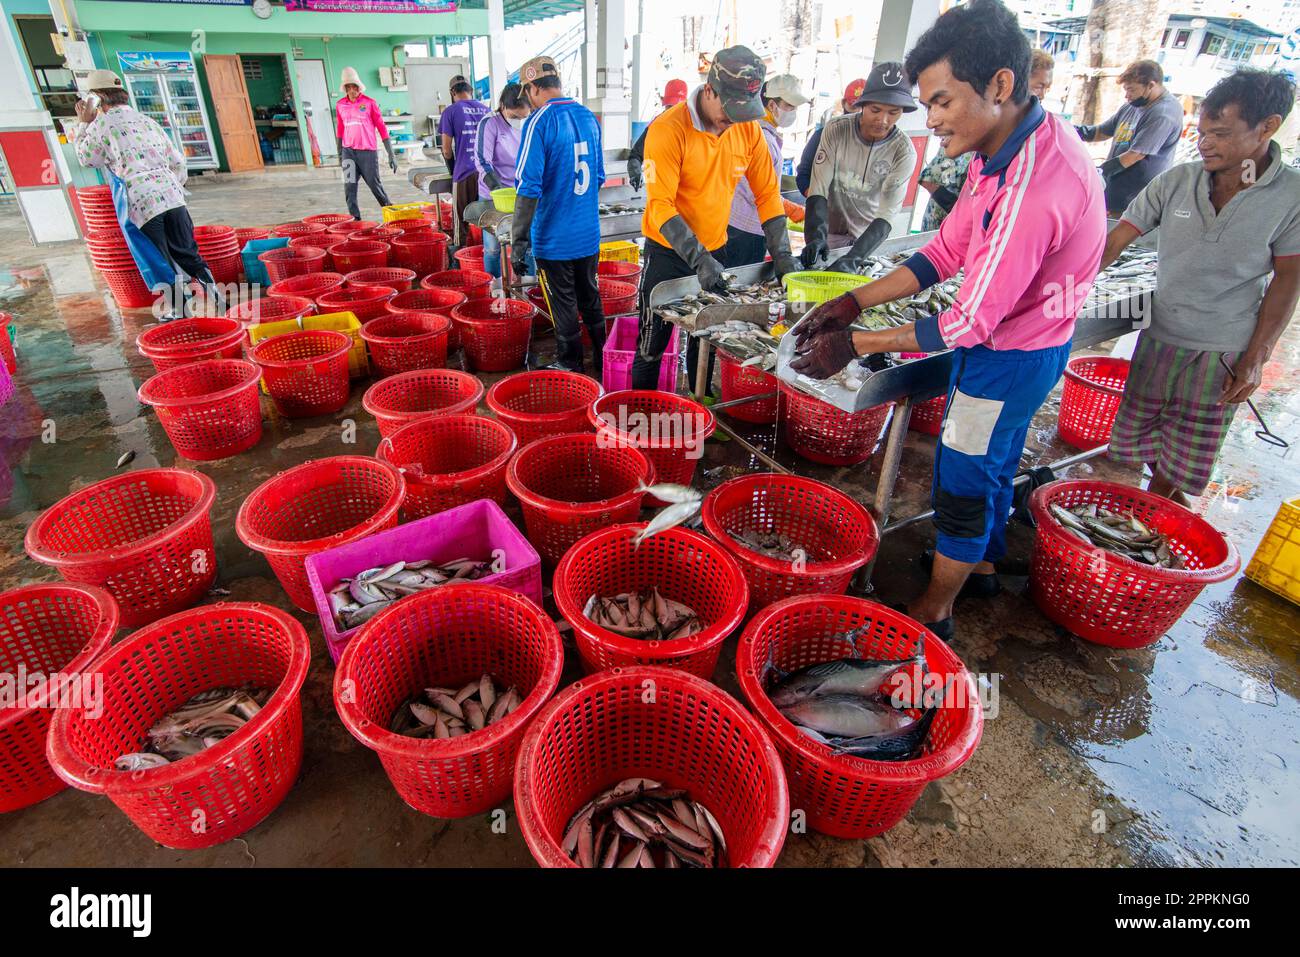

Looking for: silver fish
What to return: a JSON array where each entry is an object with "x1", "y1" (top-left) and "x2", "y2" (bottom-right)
[
  {"x1": 633, "y1": 501, "x2": 702, "y2": 546},
  {"x1": 769, "y1": 647, "x2": 925, "y2": 708},
  {"x1": 779, "y1": 693, "x2": 918, "y2": 738}
]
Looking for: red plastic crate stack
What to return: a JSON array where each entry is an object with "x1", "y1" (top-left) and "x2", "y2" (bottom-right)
[
  {"x1": 193, "y1": 225, "x2": 243, "y2": 285},
  {"x1": 79, "y1": 186, "x2": 157, "y2": 310}
]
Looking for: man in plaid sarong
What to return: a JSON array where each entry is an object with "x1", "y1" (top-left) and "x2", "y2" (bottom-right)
[{"x1": 1101, "y1": 69, "x2": 1300, "y2": 504}]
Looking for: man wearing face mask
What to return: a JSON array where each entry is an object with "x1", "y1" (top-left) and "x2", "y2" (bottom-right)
[
  {"x1": 801, "y1": 62, "x2": 919, "y2": 274},
  {"x1": 724, "y1": 75, "x2": 811, "y2": 266},
  {"x1": 633, "y1": 46, "x2": 800, "y2": 391},
  {"x1": 1076, "y1": 59, "x2": 1184, "y2": 216}
]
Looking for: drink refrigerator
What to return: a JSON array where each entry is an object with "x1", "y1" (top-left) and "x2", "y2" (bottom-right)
[{"x1": 118, "y1": 52, "x2": 219, "y2": 171}]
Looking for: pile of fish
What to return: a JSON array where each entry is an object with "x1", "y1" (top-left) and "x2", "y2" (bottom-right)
[
  {"x1": 328, "y1": 557, "x2": 496, "y2": 631},
  {"x1": 727, "y1": 527, "x2": 805, "y2": 563},
  {"x1": 1086, "y1": 247, "x2": 1157, "y2": 308},
  {"x1": 655, "y1": 279, "x2": 784, "y2": 324},
  {"x1": 390, "y1": 675, "x2": 521, "y2": 739},
  {"x1": 767, "y1": 637, "x2": 935, "y2": 761},
  {"x1": 691, "y1": 318, "x2": 783, "y2": 372},
  {"x1": 562, "y1": 777, "x2": 727, "y2": 868},
  {"x1": 115, "y1": 686, "x2": 271, "y2": 771},
  {"x1": 583, "y1": 587, "x2": 702, "y2": 641},
  {"x1": 1049, "y1": 502, "x2": 1184, "y2": 569},
  {"x1": 598, "y1": 202, "x2": 643, "y2": 216}
]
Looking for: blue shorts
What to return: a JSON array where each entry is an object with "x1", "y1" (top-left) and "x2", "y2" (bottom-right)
[{"x1": 932, "y1": 343, "x2": 1070, "y2": 565}]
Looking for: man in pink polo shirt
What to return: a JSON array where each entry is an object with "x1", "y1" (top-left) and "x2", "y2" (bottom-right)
[
  {"x1": 793, "y1": 0, "x2": 1106, "y2": 638},
  {"x1": 335, "y1": 67, "x2": 397, "y2": 219}
]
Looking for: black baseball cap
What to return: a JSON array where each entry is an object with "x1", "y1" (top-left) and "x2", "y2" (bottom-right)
[
  {"x1": 707, "y1": 46, "x2": 767, "y2": 123},
  {"x1": 854, "y1": 61, "x2": 918, "y2": 111}
]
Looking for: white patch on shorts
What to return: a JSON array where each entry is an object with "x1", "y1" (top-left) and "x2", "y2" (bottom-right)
[{"x1": 941, "y1": 389, "x2": 1004, "y2": 457}]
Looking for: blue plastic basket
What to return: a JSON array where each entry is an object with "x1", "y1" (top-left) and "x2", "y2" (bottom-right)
[{"x1": 242, "y1": 237, "x2": 290, "y2": 288}]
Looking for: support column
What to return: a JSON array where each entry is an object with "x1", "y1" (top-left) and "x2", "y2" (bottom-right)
[
  {"x1": 631, "y1": 0, "x2": 650, "y2": 124},
  {"x1": 584, "y1": 0, "x2": 630, "y2": 150},
  {"x1": 485, "y1": 0, "x2": 509, "y2": 104}
]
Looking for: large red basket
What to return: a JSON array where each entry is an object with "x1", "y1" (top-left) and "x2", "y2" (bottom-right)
[
  {"x1": 450, "y1": 298, "x2": 535, "y2": 372},
  {"x1": 234, "y1": 226, "x2": 271, "y2": 246},
  {"x1": 101, "y1": 269, "x2": 157, "y2": 309},
  {"x1": 259, "y1": 246, "x2": 328, "y2": 283},
  {"x1": 779, "y1": 382, "x2": 892, "y2": 466},
  {"x1": 328, "y1": 239, "x2": 390, "y2": 273},
  {"x1": 205, "y1": 253, "x2": 243, "y2": 285},
  {"x1": 389, "y1": 286, "x2": 467, "y2": 350},
  {"x1": 138, "y1": 359, "x2": 263, "y2": 461},
  {"x1": 226, "y1": 294, "x2": 315, "y2": 326},
  {"x1": 345, "y1": 267, "x2": 416, "y2": 292},
  {"x1": 505, "y1": 433, "x2": 653, "y2": 567},
  {"x1": 1028, "y1": 480, "x2": 1239, "y2": 648},
  {"x1": 598, "y1": 277, "x2": 638, "y2": 317},
  {"x1": 237, "y1": 456, "x2": 405, "y2": 612},
  {"x1": 736, "y1": 595, "x2": 983, "y2": 839},
  {"x1": 453, "y1": 245, "x2": 485, "y2": 272},
  {"x1": 702, "y1": 473, "x2": 879, "y2": 610},
  {"x1": 267, "y1": 272, "x2": 346, "y2": 301},
  {"x1": 362, "y1": 368, "x2": 484, "y2": 438},
  {"x1": 597, "y1": 259, "x2": 642, "y2": 285},
  {"x1": 423, "y1": 269, "x2": 492, "y2": 301},
  {"x1": 908, "y1": 393, "x2": 948, "y2": 436},
  {"x1": 316, "y1": 284, "x2": 397, "y2": 324},
  {"x1": 485, "y1": 370, "x2": 601, "y2": 446},
  {"x1": 25, "y1": 469, "x2": 218, "y2": 627},
  {"x1": 136, "y1": 317, "x2": 246, "y2": 374},
  {"x1": 554, "y1": 525, "x2": 748, "y2": 677},
  {"x1": 335, "y1": 584, "x2": 563, "y2": 818},
  {"x1": 1058, "y1": 356, "x2": 1130, "y2": 451},
  {"x1": 249, "y1": 329, "x2": 351, "y2": 418},
  {"x1": 303, "y1": 213, "x2": 353, "y2": 227},
  {"x1": 359, "y1": 311, "x2": 451, "y2": 378},
  {"x1": 719, "y1": 350, "x2": 779, "y2": 424},
  {"x1": 514, "y1": 666, "x2": 789, "y2": 867},
  {"x1": 327, "y1": 219, "x2": 375, "y2": 238},
  {"x1": 391, "y1": 231, "x2": 450, "y2": 276},
  {"x1": 45, "y1": 602, "x2": 310, "y2": 849},
  {"x1": 272, "y1": 221, "x2": 329, "y2": 240},
  {"x1": 376, "y1": 414, "x2": 517, "y2": 520},
  {"x1": 0, "y1": 584, "x2": 118, "y2": 812},
  {"x1": 590, "y1": 390, "x2": 715, "y2": 496}
]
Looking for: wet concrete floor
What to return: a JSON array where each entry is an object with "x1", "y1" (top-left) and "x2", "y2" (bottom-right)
[{"x1": 0, "y1": 170, "x2": 1296, "y2": 867}]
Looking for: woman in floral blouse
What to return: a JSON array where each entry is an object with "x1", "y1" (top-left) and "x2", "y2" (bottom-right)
[
  {"x1": 917, "y1": 149, "x2": 972, "y2": 231},
  {"x1": 74, "y1": 69, "x2": 221, "y2": 315}
]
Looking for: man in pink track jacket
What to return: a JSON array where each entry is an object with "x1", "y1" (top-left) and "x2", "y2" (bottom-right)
[{"x1": 792, "y1": 0, "x2": 1106, "y2": 639}]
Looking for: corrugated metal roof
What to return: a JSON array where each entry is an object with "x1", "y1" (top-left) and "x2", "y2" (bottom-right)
[{"x1": 504, "y1": 0, "x2": 585, "y2": 28}]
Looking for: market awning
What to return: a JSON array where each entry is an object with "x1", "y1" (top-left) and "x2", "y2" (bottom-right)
[{"x1": 504, "y1": 0, "x2": 585, "y2": 28}]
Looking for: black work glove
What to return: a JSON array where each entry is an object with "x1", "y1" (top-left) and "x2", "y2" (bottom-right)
[
  {"x1": 791, "y1": 329, "x2": 860, "y2": 380},
  {"x1": 385, "y1": 142, "x2": 398, "y2": 174},
  {"x1": 1075, "y1": 124, "x2": 1097, "y2": 141},
  {"x1": 931, "y1": 186, "x2": 960, "y2": 214},
  {"x1": 627, "y1": 155, "x2": 644, "y2": 191},
  {"x1": 660, "y1": 214, "x2": 729, "y2": 293},
  {"x1": 761, "y1": 215, "x2": 799, "y2": 281},
  {"x1": 799, "y1": 193, "x2": 831, "y2": 269},
  {"x1": 826, "y1": 217, "x2": 892, "y2": 275},
  {"x1": 511, "y1": 240, "x2": 531, "y2": 278},
  {"x1": 482, "y1": 168, "x2": 503, "y2": 191},
  {"x1": 792, "y1": 291, "x2": 862, "y2": 348},
  {"x1": 511, "y1": 193, "x2": 539, "y2": 277},
  {"x1": 1099, "y1": 156, "x2": 1125, "y2": 179}
]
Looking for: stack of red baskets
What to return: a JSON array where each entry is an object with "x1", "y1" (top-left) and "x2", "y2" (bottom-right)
[
  {"x1": 598, "y1": 278, "x2": 638, "y2": 317},
  {"x1": 259, "y1": 246, "x2": 328, "y2": 283},
  {"x1": 391, "y1": 231, "x2": 451, "y2": 277},
  {"x1": 193, "y1": 225, "x2": 243, "y2": 284},
  {"x1": 80, "y1": 186, "x2": 156, "y2": 309}
]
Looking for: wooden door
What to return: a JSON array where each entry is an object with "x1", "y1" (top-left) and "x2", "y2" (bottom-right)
[{"x1": 203, "y1": 55, "x2": 263, "y2": 172}]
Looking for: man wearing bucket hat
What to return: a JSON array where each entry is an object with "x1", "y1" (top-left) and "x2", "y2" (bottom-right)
[
  {"x1": 512, "y1": 55, "x2": 607, "y2": 376},
  {"x1": 800, "y1": 61, "x2": 919, "y2": 274},
  {"x1": 632, "y1": 46, "x2": 800, "y2": 391},
  {"x1": 336, "y1": 67, "x2": 397, "y2": 219}
]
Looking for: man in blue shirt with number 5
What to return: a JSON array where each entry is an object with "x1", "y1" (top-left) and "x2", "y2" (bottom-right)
[{"x1": 513, "y1": 55, "x2": 607, "y2": 376}]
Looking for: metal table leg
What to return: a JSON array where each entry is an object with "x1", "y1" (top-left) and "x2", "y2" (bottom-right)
[
  {"x1": 853, "y1": 398, "x2": 914, "y2": 594},
  {"x1": 694, "y1": 339, "x2": 711, "y2": 402}
]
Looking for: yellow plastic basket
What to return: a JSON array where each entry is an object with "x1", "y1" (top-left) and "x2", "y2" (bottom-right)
[
  {"x1": 782, "y1": 271, "x2": 870, "y2": 305},
  {"x1": 382, "y1": 202, "x2": 433, "y2": 223},
  {"x1": 247, "y1": 317, "x2": 304, "y2": 393},
  {"x1": 304, "y1": 311, "x2": 368, "y2": 378},
  {"x1": 1245, "y1": 496, "x2": 1300, "y2": 606},
  {"x1": 599, "y1": 240, "x2": 640, "y2": 264}
]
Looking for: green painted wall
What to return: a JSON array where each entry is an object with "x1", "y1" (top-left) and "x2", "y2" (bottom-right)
[
  {"x1": 3, "y1": 0, "x2": 59, "y2": 100},
  {"x1": 241, "y1": 54, "x2": 290, "y2": 111}
]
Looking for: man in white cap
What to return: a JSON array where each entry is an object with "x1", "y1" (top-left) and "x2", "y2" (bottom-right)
[
  {"x1": 724, "y1": 73, "x2": 810, "y2": 265},
  {"x1": 336, "y1": 67, "x2": 397, "y2": 219}
]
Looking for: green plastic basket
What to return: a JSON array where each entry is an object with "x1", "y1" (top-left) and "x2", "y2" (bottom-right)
[
  {"x1": 788, "y1": 218, "x2": 804, "y2": 234},
  {"x1": 782, "y1": 271, "x2": 869, "y2": 305},
  {"x1": 491, "y1": 188, "x2": 517, "y2": 213}
]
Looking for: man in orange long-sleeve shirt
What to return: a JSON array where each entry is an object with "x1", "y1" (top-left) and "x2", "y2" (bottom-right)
[{"x1": 633, "y1": 46, "x2": 800, "y2": 390}]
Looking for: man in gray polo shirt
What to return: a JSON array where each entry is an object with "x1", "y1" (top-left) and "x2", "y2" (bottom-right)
[{"x1": 1100, "y1": 69, "x2": 1300, "y2": 504}]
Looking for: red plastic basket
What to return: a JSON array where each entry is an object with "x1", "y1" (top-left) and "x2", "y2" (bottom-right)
[
  {"x1": 1058, "y1": 356, "x2": 1130, "y2": 451},
  {"x1": 303, "y1": 213, "x2": 353, "y2": 227},
  {"x1": 45, "y1": 602, "x2": 310, "y2": 849},
  {"x1": 259, "y1": 246, "x2": 328, "y2": 283},
  {"x1": 101, "y1": 269, "x2": 158, "y2": 309},
  {"x1": 327, "y1": 220, "x2": 375, "y2": 237},
  {"x1": 423, "y1": 269, "x2": 491, "y2": 301},
  {"x1": 226, "y1": 294, "x2": 316, "y2": 326},
  {"x1": 485, "y1": 370, "x2": 601, "y2": 446},
  {"x1": 702, "y1": 474, "x2": 879, "y2": 610},
  {"x1": 719, "y1": 350, "x2": 779, "y2": 424},
  {"x1": 514, "y1": 666, "x2": 789, "y2": 867},
  {"x1": 235, "y1": 226, "x2": 271, "y2": 246},
  {"x1": 908, "y1": 393, "x2": 948, "y2": 436},
  {"x1": 391, "y1": 231, "x2": 450, "y2": 276},
  {"x1": 362, "y1": 368, "x2": 485, "y2": 438},
  {"x1": 389, "y1": 286, "x2": 467, "y2": 350},
  {"x1": 335, "y1": 584, "x2": 563, "y2": 817},
  {"x1": 205, "y1": 253, "x2": 243, "y2": 285},
  {"x1": 250, "y1": 329, "x2": 351, "y2": 418},
  {"x1": 0, "y1": 583, "x2": 118, "y2": 812},
  {"x1": 450, "y1": 298, "x2": 535, "y2": 372},
  {"x1": 359, "y1": 311, "x2": 451, "y2": 379},
  {"x1": 345, "y1": 267, "x2": 416, "y2": 292},
  {"x1": 139, "y1": 359, "x2": 263, "y2": 461},
  {"x1": 505, "y1": 433, "x2": 653, "y2": 567},
  {"x1": 236, "y1": 456, "x2": 405, "y2": 611},
  {"x1": 271, "y1": 221, "x2": 329, "y2": 240},
  {"x1": 267, "y1": 272, "x2": 346, "y2": 301},
  {"x1": 453, "y1": 245, "x2": 486, "y2": 273},
  {"x1": 327, "y1": 240, "x2": 390, "y2": 273},
  {"x1": 25, "y1": 469, "x2": 218, "y2": 627},
  {"x1": 355, "y1": 225, "x2": 403, "y2": 243},
  {"x1": 1028, "y1": 480, "x2": 1239, "y2": 648},
  {"x1": 554, "y1": 525, "x2": 748, "y2": 677},
  {"x1": 779, "y1": 382, "x2": 892, "y2": 466},
  {"x1": 599, "y1": 277, "x2": 638, "y2": 317},
  {"x1": 136, "y1": 317, "x2": 246, "y2": 373},
  {"x1": 736, "y1": 595, "x2": 983, "y2": 838},
  {"x1": 590, "y1": 390, "x2": 715, "y2": 497},
  {"x1": 316, "y1": 284, "x2": 397, "y2": 324},
  {"x1": 597, "y1": 259, "x2": 643, "y2": 286},
  {"x1": 376, "y1": 414, "x2": 517, "y2": 520}
]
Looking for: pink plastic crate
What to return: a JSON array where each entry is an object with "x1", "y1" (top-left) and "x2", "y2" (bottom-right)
[
  {"x1": 303, "y1": 498, "x2": 542, "y2": 664},
  {"x1": 602, "y1": 315, "x2": 678, "y2": 393}
]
